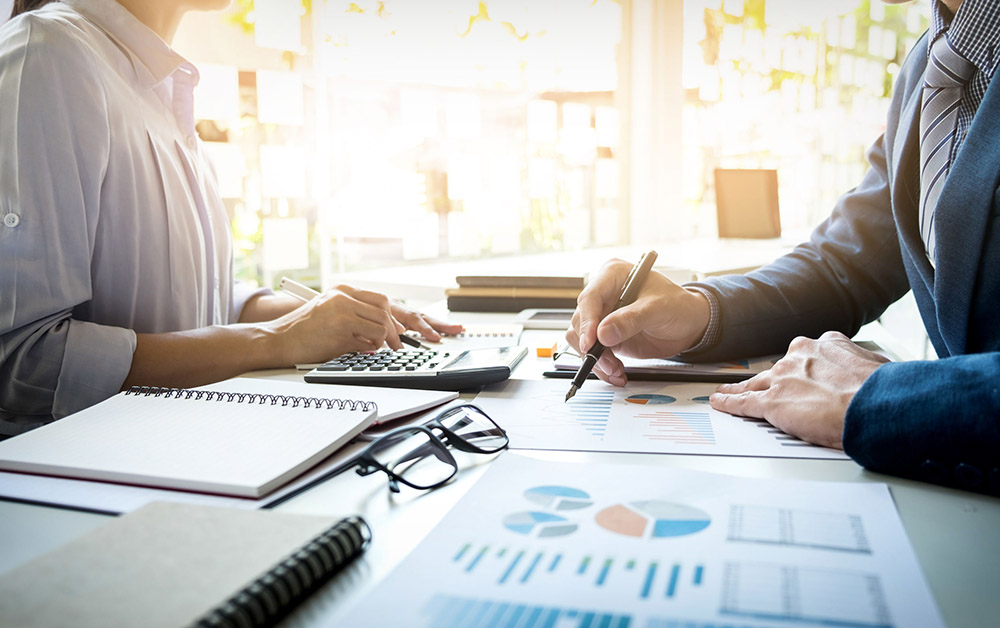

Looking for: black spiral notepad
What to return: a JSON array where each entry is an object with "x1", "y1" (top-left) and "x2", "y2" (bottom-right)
[
  {"x1": 0, "y1": 502, "x2": 372, "y2": 628},
  {"x1": 196, "y1": 513, "x2": 372, "y2": 628},
  {"x1": 0, "y1": 379, "x2": 380, "y2": 497}
]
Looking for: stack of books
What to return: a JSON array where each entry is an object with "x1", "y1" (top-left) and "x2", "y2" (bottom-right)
[{"x1": 446, "y1": 274, "x2": 587, "y2": 312}]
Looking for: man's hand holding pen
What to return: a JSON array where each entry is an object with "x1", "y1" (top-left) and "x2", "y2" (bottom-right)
[{"x1": 565, "y1": 256, "x2": 711, "y2": 390}]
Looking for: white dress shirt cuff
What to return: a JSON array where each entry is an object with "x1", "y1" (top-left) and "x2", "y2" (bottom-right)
[
  {"x1": 52, "y1": 320, "x2": 137, "y2": 419},
  {"x1": 680, "y1": 285, "x2": 721, "y2": 355}
]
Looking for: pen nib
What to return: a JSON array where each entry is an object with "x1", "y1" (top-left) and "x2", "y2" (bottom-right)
[{"x1": 564, "y1": 385, "x2": 578, "y2": 403}]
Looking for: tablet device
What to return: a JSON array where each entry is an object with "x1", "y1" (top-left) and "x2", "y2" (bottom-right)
[{"x1": 513, "y1": 308, "x2": 575, "y2": 330}]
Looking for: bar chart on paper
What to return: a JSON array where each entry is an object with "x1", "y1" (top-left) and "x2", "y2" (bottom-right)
[
  {"x1": 419, "y1": 594, "x2": 769, "y2": 628},
  {"x1": 474, "y1": 380, "x2": 848, "y2": 459},
  {"x1": 452, "y1": 540, "x2": 707, "y2": 598},
  {"x1": 342, "y1": 456, "x2": 944, "y2": 628}
]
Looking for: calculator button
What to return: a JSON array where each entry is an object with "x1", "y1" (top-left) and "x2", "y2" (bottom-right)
[
  {"x1": 319, "y1": 365, "x2": 349, "y2": 371},
  {"x1": 351, "y1": 366, "x2": 367, "y2": 371},
  {"x1": 388, "y1": 366, "x2": 402, "y2": 371},
  {"x1": 405, "y1": 366, "x2": 417, "y2": 371},
  {"x1": 369, "y1": 367, "x2": 384, "y2": 371}
]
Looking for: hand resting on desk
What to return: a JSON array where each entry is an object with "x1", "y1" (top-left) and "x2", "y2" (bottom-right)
[{"x1": 710, "y1": 332, "x2": 889, "y2": 450}]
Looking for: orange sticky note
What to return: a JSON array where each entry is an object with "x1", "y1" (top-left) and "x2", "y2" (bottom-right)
[{"x1": 535, "y1": 342, "x2": 558, "y2": 358}]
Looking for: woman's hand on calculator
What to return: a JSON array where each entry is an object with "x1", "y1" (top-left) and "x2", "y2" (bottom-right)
[
  {"x1": 389, "y1": 299, "x2": 464, "y2": 342},
  {"x1": 264, "y1": 285, "x2": 411, "y2": 364}
]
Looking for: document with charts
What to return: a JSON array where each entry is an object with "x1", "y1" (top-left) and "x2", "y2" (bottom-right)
[
  {"x1": 473, "y1": 379, "x2": 847, "y2": 459},
  {"x1": 339, "y1": 454, "x2": 942, "y2": 628}
]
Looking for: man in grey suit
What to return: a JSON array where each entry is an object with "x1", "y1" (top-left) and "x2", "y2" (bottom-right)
[{"x1": 567, "y1": 0, "x2": 1000, "y2": 494}]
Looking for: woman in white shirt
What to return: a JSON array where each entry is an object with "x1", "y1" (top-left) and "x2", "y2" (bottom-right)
[{"x1": 0, "y1": 0, "x2": 461, "y2": 434}]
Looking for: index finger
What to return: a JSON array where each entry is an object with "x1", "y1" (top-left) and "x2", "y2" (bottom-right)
[
  {"x1": 574, "y1": 259, "x2": 632, "y2": 350},
  {"x1": 709, "y1": 389, "x2": 768, "y2": 419}
]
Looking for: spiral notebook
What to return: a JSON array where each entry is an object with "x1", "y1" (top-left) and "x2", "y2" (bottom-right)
[
  {"x1": 0, "y1": 502, "x2": 371, "y2": 628},
  {"x1": 0, "y1": 378, "x2": 454, "y2": 498}
]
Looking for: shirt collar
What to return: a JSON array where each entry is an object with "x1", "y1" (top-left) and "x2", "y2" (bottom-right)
[
  {"x1": 928, "y1": 0, "x2": 1000, "y2": 76},
  {"x1": 61, "y1": 0, "x2": 195, "y2": 90}
]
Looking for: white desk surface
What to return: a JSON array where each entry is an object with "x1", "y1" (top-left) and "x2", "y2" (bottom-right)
[{"x1": 1, "y1": 315, "x2": 998, "y2": 627}]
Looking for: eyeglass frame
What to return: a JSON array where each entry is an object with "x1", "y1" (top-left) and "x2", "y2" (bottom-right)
[{"x1": 264, "y1": 403, "x2": 507, "y2": 508}]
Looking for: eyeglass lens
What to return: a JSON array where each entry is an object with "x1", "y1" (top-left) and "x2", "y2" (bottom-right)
[
  {"x1": 434, "y1": 406, "x2": 508, "y2": 453},
  {"x1": 368, "y1": 428, "x2": 457, "y2": 490}
]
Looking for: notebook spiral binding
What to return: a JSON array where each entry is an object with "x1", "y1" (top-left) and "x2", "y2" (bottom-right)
[
  {"x1": 125, "y1": 386, "x2": 377, "y2": 412},
  {"x1": 194, "y1": 515, "x2": 373, "y2": 628}
]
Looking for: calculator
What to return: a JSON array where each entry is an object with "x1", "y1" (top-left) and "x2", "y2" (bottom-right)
[{"x1": 304, "y1": 346, "x2": 528, "y2": 390}]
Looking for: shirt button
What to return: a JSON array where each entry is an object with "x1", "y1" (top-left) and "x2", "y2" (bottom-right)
[
  {"x1": 2, "y1": 213, "x2": 20, "y2": 228},
  {"x1": 954, "y1": 463, "x2": 984, "y2": 489},
  {"x1": 187, "y1": 136, "x2": 197, "y2": 149}
]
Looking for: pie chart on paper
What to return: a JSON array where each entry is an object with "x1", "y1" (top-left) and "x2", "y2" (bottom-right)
[
  {"x1": 524, "y1": 486, "x2": 593, "y2": 510},
  {"x1": 503, "y1": 511, "x2": 578, "y2": 538},
  {"x1": 625, "y1": 394, "x2": 677, "y2": 405},
  {"x1": 595, "y1": 501, "x2": 711, "y2": 538}
]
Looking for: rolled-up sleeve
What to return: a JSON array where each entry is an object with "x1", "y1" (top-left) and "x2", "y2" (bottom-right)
[
  {"x1": 231, "y1": 282, "x2": 273, "y2": 323},
  {"x1": 0, "y1": 15, "x2": 133, "y2": 424}
]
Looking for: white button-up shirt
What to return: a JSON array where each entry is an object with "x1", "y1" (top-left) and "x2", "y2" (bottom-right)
[{"x1": 0, "y1": 0, "x2": 264, "y2": 432}]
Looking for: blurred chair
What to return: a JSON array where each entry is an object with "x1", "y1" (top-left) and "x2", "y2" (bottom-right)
[{"x1": 714, "y1": 168, "x2": 781, "y2": 239}]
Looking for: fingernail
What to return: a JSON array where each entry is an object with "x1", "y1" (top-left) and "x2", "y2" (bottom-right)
[{"x1": 609, "y1": 374, "x2": 626, "y2": 386}]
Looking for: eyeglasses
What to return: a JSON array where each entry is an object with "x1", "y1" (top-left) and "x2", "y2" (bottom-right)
[
  {"x1": 264, "y1": 404, "x2": 507, "y2": 508},
  {"x1": 352, "y1": 404, "x2": 509, "y2": 493}
]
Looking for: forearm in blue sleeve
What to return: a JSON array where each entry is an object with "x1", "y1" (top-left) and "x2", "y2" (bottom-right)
[{"x1": 843, "y1": 353, "x2": 1000, "y2": 495}]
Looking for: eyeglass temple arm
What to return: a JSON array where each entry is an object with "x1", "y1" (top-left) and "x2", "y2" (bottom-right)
[{"x1": 262, "y1": 453, "x2": 369, "y2": 509}]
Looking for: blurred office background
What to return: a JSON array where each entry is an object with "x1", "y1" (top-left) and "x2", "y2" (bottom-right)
[{"x1": 0, "y1": 0, "x2": 931, "y2": 291}]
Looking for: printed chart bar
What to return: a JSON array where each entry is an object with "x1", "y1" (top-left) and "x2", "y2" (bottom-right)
[
  {"x1": 597, "y1": 558, "x2": 613, "y2": 586},
  {"x1": 641, "y1": 562, "x2": 658, "y2": 599},
  {"x1": 455, "y1": 543, "x2": 699, "y2": 602},
  {"x1": 693, "y1": 565, "x2": 704, "y2": 586},
  {"x1": 467, "y1": 545, "x2": 489, "y2": 572},
  {"x1": 634, "y1": 410, "x2": 716, "y2": 445},
  {"x1": 566, "y1": 391, "x2": 614, "y2": 437},
  {"x1": 521, "y1": 552, "x2": 544, "y2": 584},
  {"x1": 422, "y1": 595, "x2": 634, "y2": 628},
  {"x1": 665, "y1": 564, "x2": 680, "y2": 598},
  {"x1": 499, "y1": 551, "x2": 525, "y2": 584},
  {"x1": 548, "y1": 554, "x2": 562, "y2": 572}
]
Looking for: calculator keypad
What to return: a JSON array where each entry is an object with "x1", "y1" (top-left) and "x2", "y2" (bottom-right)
[{"x1": 317, "y1": 349, "x2": 451, "y2": 374}]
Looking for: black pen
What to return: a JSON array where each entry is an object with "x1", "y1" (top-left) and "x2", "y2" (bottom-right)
[
  {"x1": 565, "y1": 250, "x2": 658, "y2": 402},
  {"x1": 398, "y1": 333, "x2": 432, "y2": 350}
]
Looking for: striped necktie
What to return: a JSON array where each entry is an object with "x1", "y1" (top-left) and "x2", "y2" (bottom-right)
[{"x1": 919, "y1": 35, "x2": 976, "y2": 265}]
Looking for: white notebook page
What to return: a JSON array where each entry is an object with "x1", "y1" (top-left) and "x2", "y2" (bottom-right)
[{"x1": 0, "y1": 386, "x2": 375, "y2": 497}]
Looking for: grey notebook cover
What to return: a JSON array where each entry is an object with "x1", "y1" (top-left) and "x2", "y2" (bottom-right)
[{"x1": 0, "y1": 502, "x2": 340, "y2": 628}]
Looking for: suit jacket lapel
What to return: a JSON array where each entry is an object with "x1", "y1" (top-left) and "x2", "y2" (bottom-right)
[{"x1": 933, "y1": 72, "x2": 1000, "y2": 354}]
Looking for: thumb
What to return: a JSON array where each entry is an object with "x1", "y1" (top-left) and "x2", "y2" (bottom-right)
[{"x1": 597, "y1": 305, "x2": 644, "y2": 348}]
